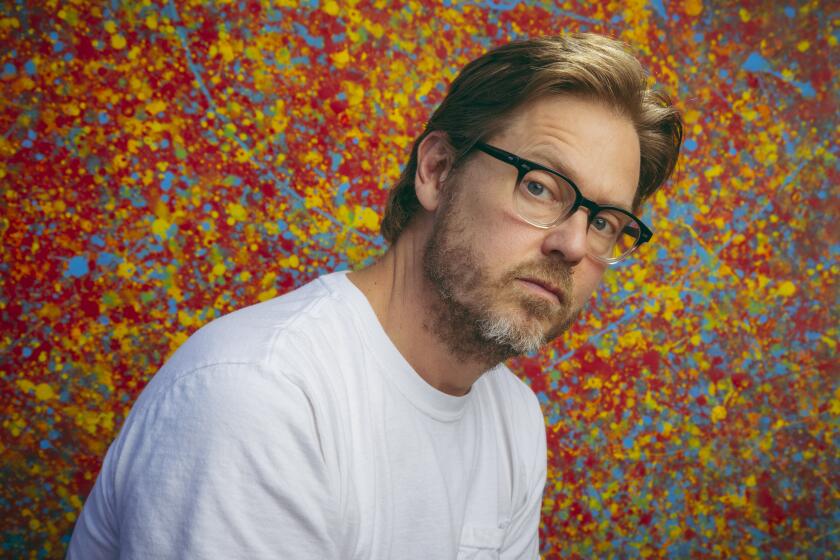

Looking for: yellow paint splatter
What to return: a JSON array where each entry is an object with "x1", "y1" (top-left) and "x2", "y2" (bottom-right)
[
  {"x1": 226, "y1": 202, "x2": 247, "y2": 222},
  {"x1": 343, "y1": 80, "x2": 365, "y2": 106},
  {"x1": 147, "y1": 100, "x2": 167, "y2": 115},
  {"x1": 244, "y1": 46, "x2": 262, "y2": 62},
  {"x1": 152, "y1": 218, "x2": 171, "y2": 238},
  {"x1": 117, "y1": 262, "x2": 136, "y2": 278},
  {"x1": 331, "y1": 49, "x2": 350, "y2": 68},
  {"x1": 178, "y1": 310, "x2": 195, "y2": 327},
  {"x1": 355, "y1": 206, "x2": 380, "y2": 231},
  {"x1": 704, "y1": 164, "x2": 724, "y2": 180},
  {"x1": 683, "y1": 109, "x2": 701, "y2": 124},
  {"x1": 218, "y1": 39, "x2": 235, "y2": 63},
  {"x1": 34, "y1": 383, "x2": 55, "y2": 401},
  {"x1": 684, "y1": 0, "x2": 703, "y2": 16},
  {"x1": 17, "y1": 379, "x2": 35, "y2": 393},
  {"x1": 584, "y1": 377, "x2": 603, "y2": 390},
  {"x1": 776, "y1": 281, "x2": 796, "y2": 297},
  {"x1": 258, "y1": 288, "x2": 278, "y2": 301},
  {"x1": 322, "y1": 0, "x2": 339, "y2": 15},
  {"x1": 111, "y1": 34, "x2": 127, "y2": 50},
  {"x1": 279, "y1": 254, "x2": 300, "y2": 268}
]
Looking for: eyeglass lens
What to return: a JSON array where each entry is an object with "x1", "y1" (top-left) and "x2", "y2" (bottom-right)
[{"x1": 513, "y1": 169, "x2": 641, "y2": 261}]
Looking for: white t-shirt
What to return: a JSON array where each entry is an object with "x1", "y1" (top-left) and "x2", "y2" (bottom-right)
[{"x1": 68, "y1": 271, "x2": 547, "y2": 559}]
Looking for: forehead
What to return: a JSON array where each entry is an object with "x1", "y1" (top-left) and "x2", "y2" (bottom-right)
[{"x1": 495, "y1": 95, "x2": 641, "y2": 208}]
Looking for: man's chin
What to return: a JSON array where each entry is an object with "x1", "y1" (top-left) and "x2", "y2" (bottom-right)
[
  {"x1": 508, "y1": 311, "x2": 576, "y2": 354},
  {"x1": 477, "y1": 313, "x2": 545, "y2": 356},
  {"x1": 475, "y1": 299, "x2": 570, "y2": 356}
]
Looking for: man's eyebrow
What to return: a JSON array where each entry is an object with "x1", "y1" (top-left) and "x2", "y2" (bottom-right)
[
  {"x1": 530, "y1": 150, "x2": 635, "y2": 212},
  {"x1": 530, "y1": 151, "x2": 577, "y2": 181},
  {"x1": 525, "y1": 149, "x2": 583, "y2": 186}
]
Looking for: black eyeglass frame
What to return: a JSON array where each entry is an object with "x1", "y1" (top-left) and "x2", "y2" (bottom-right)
[{"x1": 473, "y1": 141, "x2": 653, "y2": 264}]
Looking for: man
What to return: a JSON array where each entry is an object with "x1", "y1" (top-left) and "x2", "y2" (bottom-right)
[{"x1": 68, "y1": 33, "x2": 682, "y2": 558}]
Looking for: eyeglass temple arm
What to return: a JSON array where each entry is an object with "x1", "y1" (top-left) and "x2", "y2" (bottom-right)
[{"x1": 630, "y1": 224, "x2": 653, "y2": 244}]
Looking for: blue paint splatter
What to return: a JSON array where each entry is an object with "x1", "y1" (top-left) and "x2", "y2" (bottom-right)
[
  {"x1": 95, "y1": 252, "x2": 121, "y2": 266},
  {"x1": 795, "y1": 81, "x2": 815, "y2": 98},
  {"x1": 66, "y1": 256, "x2": 89, "y2": 277},
  {"x1": 650, "y1": 0, "x2": 667, "y2": 19},
  {"x1": 741, "y1": 52, "x2": 815, "y2": 98},
  {"x1": 476, "y1": 0, "x2": 518, "y2": 10},
  {"x1": 292, "y1": 23, "x2": 324, "y2": 49},
  {"x1": 742, "y1": 52, "x2": 770, "y2": 72},
  {"x1": 161, "y1": 171, "x2": 174, "y2": 191}
]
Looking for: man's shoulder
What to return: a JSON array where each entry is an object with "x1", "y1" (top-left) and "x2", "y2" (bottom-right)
[
  {"x1": 158, "y1": 271, "x2": 358, "y2": 383},
  {"x1": 119, "y1": 271, "x2": 366, "y2": 432}
]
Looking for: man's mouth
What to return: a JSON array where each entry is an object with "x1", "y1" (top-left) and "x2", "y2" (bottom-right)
[{"x1": 516, "y1": 277, "x2": 564, "y2": 304}]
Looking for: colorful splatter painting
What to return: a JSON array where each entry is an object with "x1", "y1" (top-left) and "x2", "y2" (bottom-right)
[{"x1": 1, "y1": 0, "x2": 837, "y2": 557}]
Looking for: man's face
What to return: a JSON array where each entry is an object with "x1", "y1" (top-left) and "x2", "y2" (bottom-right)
[{"x1": 423, "y1": 95, "x2": 641, "y2": 361}]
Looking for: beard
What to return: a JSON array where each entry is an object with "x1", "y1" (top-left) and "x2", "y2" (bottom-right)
[{"x1": 422, "y1": 188, "x2": 579, "y2": 365}]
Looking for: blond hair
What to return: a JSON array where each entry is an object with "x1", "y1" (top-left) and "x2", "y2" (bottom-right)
[{"x1": 380, "y1": 33, "x2": 683, "y2": 243}]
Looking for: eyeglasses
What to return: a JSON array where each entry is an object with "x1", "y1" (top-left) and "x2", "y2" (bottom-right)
[{"x1": 473, "y1": 142, "x2": 652, "y2": 264}]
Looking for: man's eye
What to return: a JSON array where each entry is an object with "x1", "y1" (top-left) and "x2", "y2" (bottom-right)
[
  {"x1": 526, "y1": 181, "x2": 548, "y2": 198},
  {"x1": 592, "y1": 216, "x2": 617, "y2": 235}
]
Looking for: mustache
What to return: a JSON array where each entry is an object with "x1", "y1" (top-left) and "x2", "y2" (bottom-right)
[{"x1": 502, "y1": 260, "x2": 573, "y2": 299}]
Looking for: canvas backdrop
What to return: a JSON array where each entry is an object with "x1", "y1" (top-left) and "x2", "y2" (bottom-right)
[{"x1": 1, "y1": 0, "x2": 837, "y2": 557}]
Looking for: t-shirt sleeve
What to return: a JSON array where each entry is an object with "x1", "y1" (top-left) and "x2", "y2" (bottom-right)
[
  {"x1": 500, "y1": 389, "x2": 548, "y2": 560},
  {"x1": 68, "y1": 362, "x2": 339, "y2": 559}
]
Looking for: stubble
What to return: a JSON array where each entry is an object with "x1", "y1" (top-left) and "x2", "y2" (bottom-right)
[{"x1": 422, "y1": 189, "x2": 578, "y2": 366}]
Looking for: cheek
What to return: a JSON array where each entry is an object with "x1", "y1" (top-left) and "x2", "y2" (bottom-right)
[
  {"x1": 449, "y1": 167, "x2": 552, "y2": 272},
  {"x1": 457, "y1": 198, "x2": 529, "y2": 263},
  {"x1": 479, "y1": 217, "x2": 540, "y2": 274}
]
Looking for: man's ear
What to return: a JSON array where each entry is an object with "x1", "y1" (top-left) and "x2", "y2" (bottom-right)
[{"x1": 414, "y1": 131, "x2": 454, "y2": 212}]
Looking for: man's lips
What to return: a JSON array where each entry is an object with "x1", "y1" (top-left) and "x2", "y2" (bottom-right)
[{"x1": 516, "y1": 277, "x2": 564, "y2": 304}]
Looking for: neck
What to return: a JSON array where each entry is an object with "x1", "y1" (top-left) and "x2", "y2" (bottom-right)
[{"x1": 348, "y1": 220, "x2": 501, "y2": 396}]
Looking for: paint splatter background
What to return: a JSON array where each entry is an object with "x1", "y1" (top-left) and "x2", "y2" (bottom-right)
[{"x1": 1, "y1": 0, "x2": 837, "y2": 557}]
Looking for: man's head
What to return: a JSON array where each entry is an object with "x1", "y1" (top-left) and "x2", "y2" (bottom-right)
[
  {"x1": 383, "y1": 34, "x2": 682, "y2": 361},
  {"x1": 381, "y1": 33, "x2": 683, "y2": 243}
]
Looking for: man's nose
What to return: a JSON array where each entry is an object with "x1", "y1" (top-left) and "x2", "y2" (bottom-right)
[{"x1": 540, "y1": 209, "x2": 589, "y2": 264}]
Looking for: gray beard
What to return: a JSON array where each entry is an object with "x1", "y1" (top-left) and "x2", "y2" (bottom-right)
[{"x1": 421, "y1": 201, "x2": 577, "y2": 366}]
